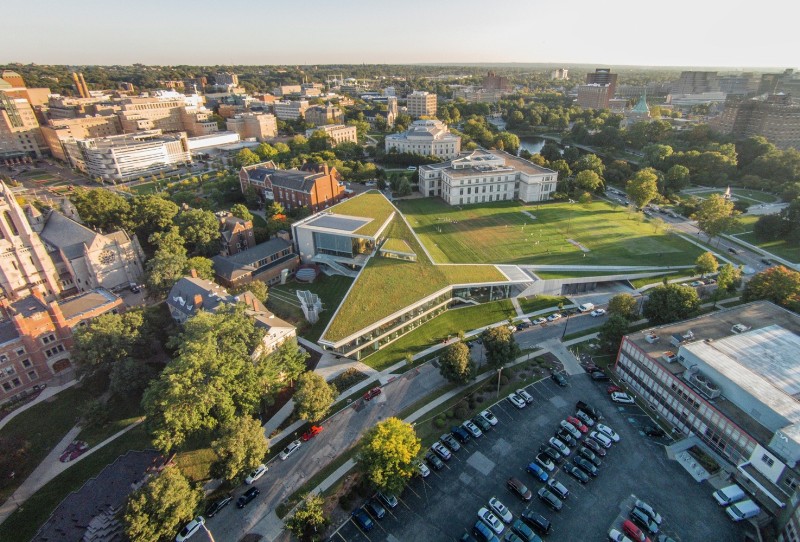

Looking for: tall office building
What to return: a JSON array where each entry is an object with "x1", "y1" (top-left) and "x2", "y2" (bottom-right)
[
  {"x1": 482, "y1": 72, "x2": 510, "y2": 92},
  {"x1": 711, "y1": 94, "x2": 800, "y2": 150},
  {"x1": 214, "y1": 72, "x2": 239, "y2": 86},
  {"x1": 586, "y1": 69, "x2": 618, "y2": 97},
  {"x1": 0, "y1": 91, "x2": 45, "y2": 158},
  {"x1": 40, "y1": 116, "x2": 122, "y2": 163},
  {"x1": 71, "y1": 72, "x2": 90, "y2": 99},
  {"x1": 406, "y1": 91, "x2": 438, "y2": 118},
  {"x1": 550, "y1": 68, "x2": 569, "y2": 81},
  {"x1": 577, "y1": 84, "x2": 613, "y2": 110},
  {"x1": 672, "y1": 71, "x2": 720, "y2": 95}
]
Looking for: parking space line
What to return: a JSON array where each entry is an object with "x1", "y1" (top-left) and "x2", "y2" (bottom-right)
[
  {"x1": 332, "y1": 529, "x2": 347, "y2": 541},
  {"x1": 405, "y1": 485, "x2": 421, "y2": 499},
  {"x1": 350, "y1": 518, "x2": 372, "y2": 541}
]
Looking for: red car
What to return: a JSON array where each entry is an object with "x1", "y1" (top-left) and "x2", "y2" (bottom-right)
[
  {"x1": 622, "y1": 519, "x2": 650, "y2": 542},
  {"x1": 607, "y1": 385, "x2": 623, "y2": 394},
  {"x1": 302, "y1": 425, "x2": 323, "y2": 441},
  {"x1": 364, "y1": 387, "x2": 382, "y2": 401},
  {"x1": 566, "y1": 416, "x2": 588, "y2": 433}
]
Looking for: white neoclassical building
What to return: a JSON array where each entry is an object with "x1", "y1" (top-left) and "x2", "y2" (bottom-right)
[
  {"x1": 384, "y1": 119, "x2": 461, "y2": 159},
  {"x1": 418, "y1": 149, "x2": 558, "y2": 205}
]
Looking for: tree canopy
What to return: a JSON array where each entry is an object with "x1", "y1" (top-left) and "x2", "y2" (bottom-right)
[
  {"x1": 357, "y1": 417, "x2": 420, "y2": 495},
  {"x1": 481, "y1": 326, "x2": 521, "y2": 369},
  {"x1": 597, "y1": 314, "x2": 629, "y2": 355},
  {"x1": 692, "y1": 194, "x2": 738, "y2": 241},
  {"x1": 70, "y1": 188, "x2": 130, "y2": 232},
  {"x1": 626, "y1": 168, "x2": 660, "y2": 209},
  {"x1": 286, "y1": 493, "x2": 328, "y2": 542},
  {"x1": 175, "y1": 208, "x2": 220, "y2": 256},
  {"x1": 742, "y1": 266, "x2": 800, "y2": 311},
  {"x1": 211, "y1": 415, "x2": 269, "y2": 482},
  {"x1": 294, "y1": 372, "x2": 337, "y2": 422},
  {"x1": 642, "y1": 283, "x2": 700, "y2": 325},
  {"x1": 438, "y1": 342, "x2": 475, "y2": 384},
  {"x1": 694, "y1": 252, "x2": 718, "y2": 277},
  {"x1": 607, "y1": 293, "x2": 638, "y2": 321}
]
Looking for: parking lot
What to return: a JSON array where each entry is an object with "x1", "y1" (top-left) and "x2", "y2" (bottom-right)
[{"x1": 331, "y1": 372, "x2": 751, "y2": 541}]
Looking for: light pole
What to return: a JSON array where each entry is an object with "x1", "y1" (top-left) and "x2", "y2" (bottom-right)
[
  {"x1": 561, "y1": 311, "x2": 572, "y2": 340},
  {"x1": 201, "y1": 524, "x2": 216, "y2": 542},
  {"x1": 496, "y1": 367, "x2": 503, "y2": 398}
]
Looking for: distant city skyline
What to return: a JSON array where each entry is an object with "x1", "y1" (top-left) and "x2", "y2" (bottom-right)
[{"x1": 4, "y1": 0, "x2": 798, "y2": 69}]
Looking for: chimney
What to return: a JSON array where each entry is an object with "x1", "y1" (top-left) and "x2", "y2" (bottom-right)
[
  {"x1": 193, "y1": 294, "x2": 203, "y2": 309},
  {"x1": 190, "y1": 269, "x2": 198, "y2": 279}
]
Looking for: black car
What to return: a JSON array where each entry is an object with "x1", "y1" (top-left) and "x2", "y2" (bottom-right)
[
  {"x1": 563, "y1": 463, "x2": 589, "y2": 484},
  {"x1": 425, "y1": 451, "x2": 445, "y2": 470},
  {"x1": 644, "y1": 425, "x2": 666, "y2": 437},
  {"x1": 440, "y1": 433, "x2": 461, "y2": 452},
  {"x1": 575, "y1": 401, "x2": 600, "y2": 420},
  {"x1": 555, "y1": 429, "x2": 577, "y2": 448},
  {"x1": 578, "y1": 447, "x2": 602, "y2": 466},
  {"x1": 537, "y1": 487, "x2": 563, "y2": 511},
  {"x1": 205, "y1": 494, "x2": 233, "y2": 517},
  {"x1": 451, "y1": 425, "x2": 471, "y2": 443},
  {"x1": 573, "y1": 456, "x2": 598, "y2": 477},
  {"x1": 237, "y1": 487, "x2": 260, "y2": 508},
  {"x1": 507, "y1": 477, "x2": 533, "y2": 501},
  {"x1": 761, "y1": 258, "x2": 773, "y2": 266},
  {"x1": 551, "y1": 373, "x2": 568, "y2": 387},
  {"x1": 472, "y1": 415, "x2": 492, "y2": 432},
  {"x1": 364, "y1": 498, "x2": 386, "y2": 520},
  {"x1": 590, "y1": 371, "x2": 609, "y2": 381},
  {"x1": 583, "y1": 437, "x2": 607, "y2": 457},
  {"x1": 539, "y1": 445, "x2": 563, "y2": 463},
  {"x1": 520, "y1": 510, "x2": 552, "y2": 535}
]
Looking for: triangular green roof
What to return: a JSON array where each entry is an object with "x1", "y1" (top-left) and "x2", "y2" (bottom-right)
[{"x1": 632, "y1": 94, "x2": 650, "y2": 113}]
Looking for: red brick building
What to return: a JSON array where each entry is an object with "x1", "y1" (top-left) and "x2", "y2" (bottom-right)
[
  {"x1": 239, "y1": 161, "x2": 345, "y2": 212},
  {"x1": 0, "y1": 289, "x2": 123, "y2": 405}
]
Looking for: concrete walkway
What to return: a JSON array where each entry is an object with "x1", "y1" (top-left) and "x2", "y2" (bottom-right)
[
  {"x1": 0, "y1": 379, "x2": 77, "y2": 431},
  {"x1": 539, "y1": 338, "x2": 584, "y2": 375},
  {"x1": 0, "y1": 419, "x2": 143, "y2": 525}
]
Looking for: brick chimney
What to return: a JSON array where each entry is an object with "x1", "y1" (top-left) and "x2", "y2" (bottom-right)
[
  {"x1": 190, "y1": 269, "x2": 198, "y2": 279},
  {"x1": 192, "y1": 294, "x2": 203, "y2": 309}
]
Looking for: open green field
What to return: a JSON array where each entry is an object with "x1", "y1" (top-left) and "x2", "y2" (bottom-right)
[
  {"x1": 681, "y1": 188, "x2": 779, "y2": 204},
  {"x1": 268, "y1": 275, "x2": 355, "y2": 342},
  {"x1": 397, "y1": 198, "x2": 704, "y2": 266},
  {"x1": 128, "y1": 181, "x2": 164, "y2": 195},
  {"x1": 733, "y1": 232, "x2": 800, "y2": 263}
]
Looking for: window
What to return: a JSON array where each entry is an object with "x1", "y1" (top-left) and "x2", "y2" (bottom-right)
[
  {"x1": 27, "y1": 370, "x2": 37, "y2": 380},
  {"x1": 762, "y1": 454, "x2": 775, "y2": 467},
  {"x1": 21, "y1": 359, "x2": 31, "y2": 368},
  {"x1": 784, "y1": 477, "x2": 799, "y2": 491},
  {"x1": 42, "y1": 334, "x2": 56, "y2": 345},
  {"x1": 15, "y1": 348, "x2": 24, "y2": 356}
]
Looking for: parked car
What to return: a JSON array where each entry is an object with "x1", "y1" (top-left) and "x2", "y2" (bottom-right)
[
  {"x1": 575, "y1": 410, "x2": 596, "y2": 427},
  {"x1": 611, "y1": 392, "x2": 635, "y2": 404},
  {"x1": 279, "y1": 439, "x2": 302, "y2": 460},
  {"x1": 566, "y1": 416, "x2": 588, "y2": 433},
  {"x1": 548, "y1": 437, "x2": 571, "y2": 456},
  {"x1": 432, "y1": 441, "x2": 452, "y2": 461},
  {"x1": 535, "y1": 453, "x2": 555, "y2": 472},
  {"x1": 538, "y1": 445, "x2": 563, "y2": 464},
  {"x1": 452, "y1": 425, "x2": 472, "y2": 442},
  {"x1": 510, "y1": 519, "x2": 538, "y2": 542},
  {"x1": 478, "y1": 507, "x2": 505, "y2": 535},
  {"x1": 644, "y1": 425, "x2": 666, "y2": 437},
  {"x1": 546, "y1": 313, "x2": 562, "y2": 322},
  {"x1": 237, "y1": 487, "x2": 260, "y2": 508},
  {"x1": 608, "y1": 528, "x2": 635, "y2": 542},
  {"x1": 507, "y1": 393, "x2": 527, "y2": 409},
  {"x1": 546, "y1": 478, "x2": 569, "y2": 500},
  {"x1": 590, "y1": 431, "x2": 613, "y2": 448},
  {"x1": 463, "y1": 420, "x2": 484, "y2": 438},
  {"x1": 425, "y1": 451, "x2": 445, "y2": 470},
  {"x1": 563, "y1": 462, "x2": 589, "y2": 484},
  {"x1": 440, "y1": 433, "x2": 462, "y2": 452},
  {"x1": 363, "y1": 387, "x2": 382, "y2": 401},
  {"x1": 690, "y1": 280, "x2": 703, "y2": 287},
  {"x1": 480, "y1": 409, "x2": 499, "y2": 426},
  {"x1": 555, "y1": 429, "x2": 577, "y2": 448},
  {"x1": 597, "y1": 423, "x2": 621, "y2": 442},
  {"x1": 607, "y1": 385, "x2": 623, "y2": 394},
  {"x1": 520, "y1": 510, "x2": 552, "y2": 535},
  {"x1": 526, "y1": 462, "x2": 549, "y2": 482},
  {"x1": 302, "y1": 425, "x2": 323, "y2": 441},
  {"x1": 489, "y1": 497, "x2": 513, "y2": 523},
  {"x1": 365, "y1": 499, "x2": 386, "y2": 520},
  {"x1": 583, "y1": 437, "x2": 607, "y2": 457},
  {"x1": 376, "y1": 491, "x2": 398, "y2": 509},
  {"x1": 579, "y1": 447, "x2": 602, "y2": 466},
  {"x1": 590, "y1": 309, "x2": 606, "y2": 317},
  {"x1": 244, "y1": 464, "x2": 267, "y2": 484},
  {"x1": 551, "y1": 373, "x2": 568, "y2": 387},
  {"x1": 532, "y1": 317, "x2": 547, "y2": 325},
  {"x1": 559, "y1": 420, "x2": 582, "y2": 439},
  {"x1": 630, "y1": 507, "x2": 659, "y2": 535},
  {"x1": 537, "y1": 487, "x2": 563, "y2": 511},
  {"x1": 591, "y1": 371, "x2": 610, "y2": 381},
  {"x1": 573, "y1": 456, "x2": 599, "y2": 477},
  {"x1": 205, "y1": 495, "x2": 232, "y2": 518},
  {"x1": 416, "y1": 460, "x2": 431, "y2": 477},
  {"x1": 175, "y1": 516, "x2": 205, "y2": 542},
  {"x1": 515, "y1": 389, "x2": 534, "y2": 404},
  {"x1": 507, "y1": 477, "x2": 532, "y2": 501},
  {"x1": 634, "y1": 500, "x2": 663, "y2": 525},
  {"x1": 472, "y1": 415, "x2": 493, "y2": 433},
  {"x1": 576, "y1": 401, "x2": 601, "y2": 420},
  {"x1": 351, "y1": 508, "x2": 374, "y2": 531}
]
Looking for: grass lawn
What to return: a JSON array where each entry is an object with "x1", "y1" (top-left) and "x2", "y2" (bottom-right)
[
  {"x1": 269, "y1": 275, "x2": 354, "y2": 342},
  {"x1": 683, "y1": 188, "x2": 778, "y2": 204},
  {"x1": 322, "y1": 213, "x2": 505, "y2": 343},
  {"x1": 76, "y1": 394, "x2": 144, "y2": 447},
  {"x1": 361, "y1": 299, "x2": 516, "y2": 370},
  {"x1": 251, "y1": 213, "x2": 267, "y2": 228},
  {"x1": 0, "y1": 424, "x2": 152, "y2": 542},
  {"x1": 734, "y1": 232, "x2": 800, "y2": 263},
  {"x1": 128, "y1": 181, "x2": 165, "y2": 195},
  {"x1": 517, "y1": 295, "x2": 567, "y2": 315},
  {"x1": 326, "y1": 191, "x2": 396, "y2": 237},
  {"x1": 397, "y1": 198, "x2": 704, "y2": 267},
  {"x1": 629, "y1": 272, "x2": 689, "y2": 290}
]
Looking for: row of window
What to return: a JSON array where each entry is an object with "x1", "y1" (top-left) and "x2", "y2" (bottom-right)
[
  {"x1": 1, "y1": 370, "x2": 37, "y2": 392},
  {"x1": 458, "y1": 184, "x2": 511, "y2": 195},
  {"x1": 0, "y1": 348, "x2": 27, "y2": 362},
  {"x1": 45, "y1": 344, "x2": 65, "y2": 358}
]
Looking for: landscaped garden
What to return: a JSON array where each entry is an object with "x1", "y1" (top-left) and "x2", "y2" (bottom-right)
[
  {"x1": 397, "y1": 198, "x2": 705, "y2": 266},
  {"x1": 268, "y1": 275, "x2": 355, "y2": 342}
]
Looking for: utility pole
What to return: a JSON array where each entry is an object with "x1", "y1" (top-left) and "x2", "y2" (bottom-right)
[
  {"x1": 496, "y1": 367, "x2": 503, "y2": 398},
  {"x1": 561, "y1": 311, "x2": 572, "y2": 340}
]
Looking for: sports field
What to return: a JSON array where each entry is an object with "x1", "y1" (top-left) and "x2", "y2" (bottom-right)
[{"x1": 397, "y1": 198, "x2": 704, "y2": 266}]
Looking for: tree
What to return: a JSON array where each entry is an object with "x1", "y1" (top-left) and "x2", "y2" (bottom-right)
[
  {"x1": 70, "y1": 188, "x2": 130, "y2": 232},
  {"x1": 145, "y1": 227, "x2": 188, "y2": 296},
  {"x1": 286, "y1": 493, "x2": 328, "y2": 542},
  {"x1": 260, "y1": 338, "x2": 309, "y2": 397},
  {"x1": 230, "y1": 203, "x2": 254, "y2": 221},
  {"x1": 694, "y1": 252, "x2": 718, "y2": 278},
  {"x1": 481, "y1": 326, "x2": 520, "y2": 369},
  {"x1": 110, "y1": 358, "x2": 155, "y2": 399},
  {"x1": 607, "y1": 293, "x2": 638, "y2": 321},
  {"x1": 185, "y1": 256, "x2": 214, "y2": 280},
  {"x1": 234, "y1": 148, "x2": 261, "y2": 168},
  {"x1": 357, "y1": 417, "x2": 420, "y2": 495},
  {"x1": 143, "y1": 306, "x2": 264, "y2": 452},
  {"x1": 397, "y1": 177, "x2": 412, "y2": 196},
  {"x1": 571, "y1": 153, "x2": 605, "y2": 178},
  {"x1": 716, "y1": 263, "x2": 742, "y2": 293},
  {"x1": 626, "y1": 168, "x2": 659, "y2": 209},
  {"x1": 175, "y1": 208, "x2": 220, "y2": 256},
  {"x1": 232, "y1": 279, "x2": 268, "y2": 303},
  {"x1": 664, "y1": 165, "x2": 691, "y2": 193},
  {"x1": 642, "y1": 284, "x2": 701, "y2": 325},
  {"x1": 574, "y1": 170, "x2": 603, "y2": 192},
  {"x1": 693, "y1": 195, "x2": 738, "y2": 241},
  {"x1": 742, "y1": 266, "x2": 800, "y2": 310},
  {"x1": 123, "y1": 466, "x2": 201, "y2": 542},
  {"x1": 72, "y1": 310, "x2": 149, "y2": 377},
  {"x1": 438, "y1": 342, "x2": 475, "y2": 384},
  {"x1": 129, "y1": 195, "x2": 179, "y2": 253},
  {"x1": 540, "y1": 142, "x2": 562, "y2": 162},
  {"x1": 294, "y1": 372, "x2": 337, "y2": 422},
  {"x1": 597, "y1": 314, "x2": 629, "y2": 355},
  {"x1": 211, "y1": 415, "x2": 269, "y2": 482}
]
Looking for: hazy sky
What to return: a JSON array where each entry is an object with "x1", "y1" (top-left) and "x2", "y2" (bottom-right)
[{"x1": 4, "y1": 0, "x2": 797, "y2": 68}]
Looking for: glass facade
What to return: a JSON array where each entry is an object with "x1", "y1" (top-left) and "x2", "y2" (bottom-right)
[{"x1": 312, "y1": 232, "x2": 375, "y2": 259}]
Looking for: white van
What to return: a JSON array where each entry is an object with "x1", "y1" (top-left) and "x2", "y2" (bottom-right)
[
  {"x1": 578, "y1": 303, "x2": 595, "y2": 313},
  {"x1": 726, "y1": 499, "x2": 760, "y2": 521},
  {"x1": 713, "y1": 484, "x2": 745, "y2": 506}
]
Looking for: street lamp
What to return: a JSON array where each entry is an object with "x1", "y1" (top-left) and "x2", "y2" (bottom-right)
[
  {"x1": 496, "y1": 367, "x2": 503, "y2": 398},
  {"x1": 561, "y1": 311, "x2": 572, "y2": 340}
]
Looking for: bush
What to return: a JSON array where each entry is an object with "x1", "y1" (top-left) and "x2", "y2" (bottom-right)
[
  {"x1": 434, "y1": 416, "x2": 447, "y2": 428},
  {"x1": 331, "y1": 368, "x2": 369, "y2": 393},
  {"x1": 446, "y1": 409, "x2": 455, "y2": 419},
  {"x1": 454, "y1": 405, "x2": 469, "y2": 419}
]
